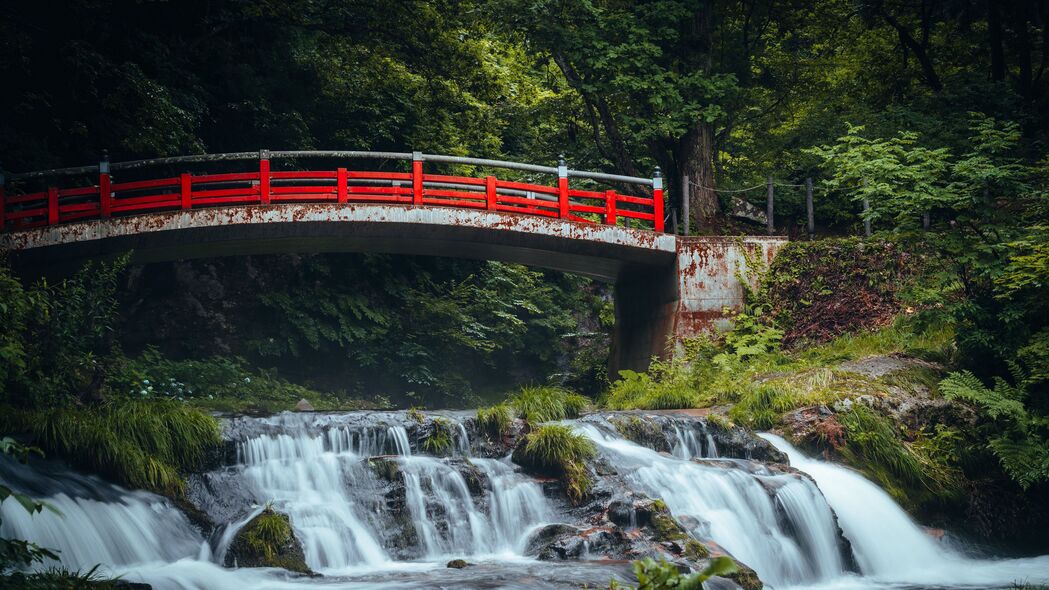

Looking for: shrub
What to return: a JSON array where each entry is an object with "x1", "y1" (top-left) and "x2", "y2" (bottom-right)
[
  {"x1": 510, "y1": 386, "x2": 589, "y2": 423},
  {"x1": 604, "y1": 365, "x2": 696, "y2": 411},
  {"x1": 512, "y1": 424, "x2": 596, "y2": 503},
  {"x1": 476, "y1": 404, "x2": 514, "y2": 438}
]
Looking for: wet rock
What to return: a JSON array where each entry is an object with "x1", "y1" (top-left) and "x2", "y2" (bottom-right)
[
  {"x1": 294, "y1": 398, "x2": 315, "y2": 412},
  {"x1": 225, "y1": 507, "x2": 311, "y2": 575},
  {"x1": 725, "y1": 560, "x2": 763, "y2": 590},
  {"x1": 367, "y1": 456, "x2": 401, "y2": 482},
  {"x1": 524, "y1": 523, "x2": 583, "y2": 558},
  {"x1": 446, "y1": 559, "x2": 469, "y2": 568}
]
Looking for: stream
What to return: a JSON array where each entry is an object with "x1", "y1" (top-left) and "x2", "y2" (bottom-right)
[{"x1": 2, "y1": 411, "x2": 1048, "y2": 589}]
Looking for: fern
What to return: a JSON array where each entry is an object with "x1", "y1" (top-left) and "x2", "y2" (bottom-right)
[
  {"x1": 940, "y1": 370, "x2": 1049, "y2": 489},
  {"x1": 940, "y1": 371, "x2": 1026, "y2": 421}
]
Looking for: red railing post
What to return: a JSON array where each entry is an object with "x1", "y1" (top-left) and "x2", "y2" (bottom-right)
[
  {"x1": 605, "y1": 189, "x2": 617, "y2": 225},
  {"x1": 99, "y1": 150, "x2": 111, "y2": 219},
  {"x1": 557, "y1": 154, "x2": 569, "y2": 219},
  {"x1": 47, "y1": 186, "x2": 58, "y2": 226},
  {"x1": 259, "y1": 149, "x2": 271, "y2": 205},
  {"x1": 485, "y1": 176, "x2": 497, "y2": 210},
  {"x1": 412, "y1": 151, "x2": 424, "y2": 206},
  {"x1": 653, "y1": 166, "x2": 664, "y2": 232},
  {"x1": 337, "y1": 167, "x2": 348, "y2": 203},
  {"x1": 180, "y1": 173, "x2": 192, "y2": 210}
]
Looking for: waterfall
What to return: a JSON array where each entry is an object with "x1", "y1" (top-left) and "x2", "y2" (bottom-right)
[
  {"x1": 237, "y1": 428, "x2": 390, "y2": 570},
  {"x1": 575, "y1": 424, "x2": 846, "y2": 586},
  {"x1": 4, "y1": 411, "x2": 1048, "y2": 590},
  {"x1": 761, "y1": 433, "x2": 1049, "y2": 588}
]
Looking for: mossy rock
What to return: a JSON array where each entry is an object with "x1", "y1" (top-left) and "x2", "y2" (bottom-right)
[
  {"x1": 684, "y1": 538, "x2": 710, "y2": 560},
  {"x1": 226, "y1": 507, "x2": 311, "y2": 574},
  {"x1": 726, "y1": 561, "x2": 763, "y2": 590},
  {"x1": 609, "y1": 416, "x2": 670, "y2": 452},
  {"x1": 368, "y1": 456, "x2": 402, "y2": 482},
  {"x1": 446, "y1": 559, "x2": 469, "y2": 568}
]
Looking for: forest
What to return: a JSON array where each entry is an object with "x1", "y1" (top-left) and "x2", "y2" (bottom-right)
[{"x1": 1, "y1": 1, "x2": 1048, "y2": 589}]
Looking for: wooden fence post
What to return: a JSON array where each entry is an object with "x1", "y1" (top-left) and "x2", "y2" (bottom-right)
[
  {"x1": 766, "y1": 176, "x2": 774, "y2": 235},
  {"x1": 806, "y1": 177, "x2": 814, "y2": 238}
]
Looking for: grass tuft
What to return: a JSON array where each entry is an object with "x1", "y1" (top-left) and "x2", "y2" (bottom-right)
[
  {"x1": 509, "y1": 386, "x2": 589, "y2": 423},
  {"x1": 0, "y1": 398, "x2": 220, "y2": 496},
  {"x1": 475, "y1": 403, "x2": 514, "y2": 438},
  {"x1": 512, "y1": 424, "x2": 596, "y2": 503}
]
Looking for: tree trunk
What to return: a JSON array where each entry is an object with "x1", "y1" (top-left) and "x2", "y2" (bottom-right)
[
  {"x1": 677, "y1": 122, "x2": 719, "y2": 228},
  {"x1": 988, "y1": 0, "x2": 1005, "y2": 82}
]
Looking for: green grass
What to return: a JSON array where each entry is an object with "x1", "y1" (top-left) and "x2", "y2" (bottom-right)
[
  {"x1": 0, "y1": 398, "x2": 220, "y2": 496},
  {"x1": 476, "y1": 403, "x2": 514, "y2": 438},
  {"x1": 511, "y1": 424, "x2": 596, "y2": 503},
  {"x1": 509, "y1": 386, "x2": 590, "y2": 423},
  {"x1": 421, "y1": 417, "x2": 454, "y2": 455},
  {"x1": 837, "y1": 404, "x2": 954, "y2": 507},
  {"x1": 238, "y1": 507, "x2": 309, "y2": 574}
]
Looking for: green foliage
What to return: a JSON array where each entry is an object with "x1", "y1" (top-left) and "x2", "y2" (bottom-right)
[
  {"x1": 1, "y1": 438, "x2": 58, "y2": 573},
  {"x1": 604, "y1": 361, "x2": 697, "y2": 411},
  {"x1": 120, "y1": 351, "x2": 367, "y2": 413},
  {"x1": 509, "y1": 386, "x2": 589, "y2": 424},
  {"x1": 837, "y1": 405, "x2": 944, "y2": 504},
  {"x1": 244, "y1": 509, "x2": 293, "y2": 562},
  {"x1": 0, "y1": 565, "x2": 120, "y2": 589},
  {"x1": 421, "y1": 417, "x2": 454, "y2": 455},
  {"x1": 1, "y1": 399, "x2": 220, "y2": 496},
  {"x1": 475, "y1": 404, "x2": 514, "y2": 439},
  {"x1": 511, "y1": 424, "x2": 596, "y2": 503},
  {"x1": 610, "y1": 556, "x2": 738, "y2": 590},
  {"x1": 125, "y1": 254, "x2": 609, "y2": 406},
  {"x1": 940, "y1": 371, "x2": 1049, "y2": 489}
]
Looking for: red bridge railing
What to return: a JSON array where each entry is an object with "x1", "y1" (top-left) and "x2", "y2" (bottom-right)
[{"x1": 0, "y1": 151, "x2": 664, "y2": 234}]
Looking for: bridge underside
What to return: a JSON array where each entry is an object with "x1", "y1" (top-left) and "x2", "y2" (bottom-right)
[{"x1": 1, "y1": 204, "x2": 785, "y2": 376}]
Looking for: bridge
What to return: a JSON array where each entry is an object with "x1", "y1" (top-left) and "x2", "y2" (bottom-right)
[{"x1": 0, "y1": 151, "x2": 785, "y2": 374}]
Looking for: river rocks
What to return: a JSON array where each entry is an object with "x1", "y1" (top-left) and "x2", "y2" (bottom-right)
[
  {"x1": 578, "y1": 412, "x2": 787, "y2": 464},
  {"x1": 446, "y1": 558, "x2": 469, "y2": 568},
  {"x1": 225, "y1": 507, "x2": 311, "y2": 575}
]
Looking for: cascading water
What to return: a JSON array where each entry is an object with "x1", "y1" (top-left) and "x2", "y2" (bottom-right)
[
  {"x1": 761, "y1": 433, "x2": 1049, "y2": 589},
  {"x1": 575, "y1": 423, "x2": 847, "y2": 587},
  {"x1": 3, "y1": 411, "x2": 1048, "y2": 589}
]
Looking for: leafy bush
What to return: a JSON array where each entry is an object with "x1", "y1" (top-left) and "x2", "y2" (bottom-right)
[
  {"x1": 509, "y1": 386, "x2": 589, "y2": 423},
  {"x1": 604, "y1": 362, "x2": 697, "y2": 411},
  {"x1": 1, "y1": 399, "x2": 220, "y2": 496},
  {"x1": 940, "y1": 370, "x2": 1049, "y2": 489},
  {"x1": 512, "y1": 424, "x2": 596, "y2": 503},
  {"x1": 610, "y1": 556, "x2": 738, "y2": 590}
]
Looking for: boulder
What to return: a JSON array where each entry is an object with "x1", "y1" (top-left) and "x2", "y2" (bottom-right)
[
  {"x1": 225, "y1": 507, "x2": 311, "y2": 574},
  {"x1": 294, "y1": 398, "x2": 315, "y2": 412},
  {"x1": 446, "y1": 559, "x2": 469, "y2": 568}
]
